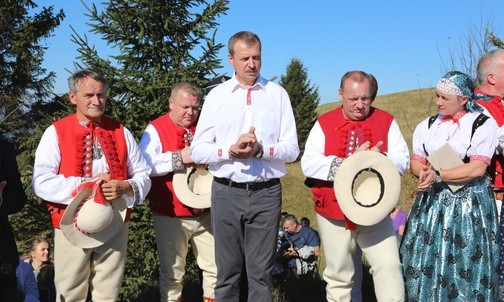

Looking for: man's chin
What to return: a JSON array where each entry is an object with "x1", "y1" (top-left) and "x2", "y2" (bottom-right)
[{"x1": 85, "y1": 112, "x2": 104, "y2": 121}]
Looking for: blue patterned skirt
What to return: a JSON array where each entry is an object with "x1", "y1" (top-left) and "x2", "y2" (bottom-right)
[{"x1": 400, "y1": 175, "x2": 500, "y2": 302}]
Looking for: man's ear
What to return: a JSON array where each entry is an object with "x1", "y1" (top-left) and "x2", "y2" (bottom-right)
[
  {"x1": 69, "y1": 91, "x2": 77, "y2": 105},
  {"x1": 488, "y1": 73, "x2": 497, "y2": 86}
]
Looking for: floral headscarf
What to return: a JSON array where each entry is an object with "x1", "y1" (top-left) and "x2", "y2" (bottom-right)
[{"x1": 436, "y1": 71, "x2": 491, "y2": 112}]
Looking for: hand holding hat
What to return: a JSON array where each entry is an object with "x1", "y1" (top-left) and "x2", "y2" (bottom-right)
[
  {"x1": 61, "y1": 179, "x2": 127, "y2": 248},
  {"x1": 334, "y1": 150, "x2": 400, "y2": 226}
]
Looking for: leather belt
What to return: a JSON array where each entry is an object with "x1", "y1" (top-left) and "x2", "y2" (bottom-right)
[{"x1": 214, "y1": 177, "x2": 280, "y2": 191}]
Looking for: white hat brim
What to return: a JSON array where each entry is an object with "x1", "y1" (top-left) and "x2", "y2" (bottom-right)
[
  {"x1": 334, "y1": 151, "x2": 400, "y2": 226},
  {"x1": 60, "y1": 186, "x2": 127, "y2": 249},
  {"x1": 172, "y1": 167, "x2": 212, "y2": 209}
]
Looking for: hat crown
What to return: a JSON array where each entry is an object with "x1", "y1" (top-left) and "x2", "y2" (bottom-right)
[{"x1": 75, "y1": 199, "x2": 113, "y2": 234}]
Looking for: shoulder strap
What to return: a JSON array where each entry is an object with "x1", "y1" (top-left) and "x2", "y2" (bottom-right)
[
  {"x1": 424, "y1": 114, "x2": 439, "y2": 156},
  {"x1": 463, "y1": 113, "x2": 489, "y2": 163},
  {"x1": 471, "y1": 113, "x2": 489, "y2": 140},
  {"x1": 428, "y1": 114, "x2": 438, "y2": 129}
]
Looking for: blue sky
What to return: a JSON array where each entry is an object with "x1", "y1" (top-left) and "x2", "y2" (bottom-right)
[{"x1": 37, "y1": 0, "x2": 503, "y2": 104}]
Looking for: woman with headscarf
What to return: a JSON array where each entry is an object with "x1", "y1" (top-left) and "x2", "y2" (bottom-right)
[{"x1": 400, "y1": 71, "x2": 500, "y2": 301}]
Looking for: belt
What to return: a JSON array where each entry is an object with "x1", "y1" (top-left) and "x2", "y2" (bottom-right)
[{"x1": 214, "y1": 177, "x2": 280, "y2": 191}]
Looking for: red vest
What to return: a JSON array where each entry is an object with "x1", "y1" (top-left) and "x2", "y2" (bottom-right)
[
  {"x1": 475, "y1": 88, "x2": 504, "y2": 189},
  {"x1": 311, "y1": 107, "x2": 392, "y2": 222},
  {"x1": 45, "y1": 114, "x2": 129, "y2": 228},
  {"x1": 147, "y1": 114, "x2": 201, "y2": 217}
]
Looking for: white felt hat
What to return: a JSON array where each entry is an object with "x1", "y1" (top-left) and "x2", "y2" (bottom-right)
[
  {"x1": 60, "y1": 181, "x2": 126, "y2": 248},
  {"x1": 172, "y1": 167, "x2": 212, "y2": 209},
  {"x1": 334, "y1": 151, "x2": 400, "y2": 226}
]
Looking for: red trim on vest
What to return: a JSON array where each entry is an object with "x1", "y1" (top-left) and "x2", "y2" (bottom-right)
[
  {"x1": 476, "y1": 88, "x2": 504, "y2": 189},
  {"x1": 45, "y1": 114, "x2": 130, "y2": 228},
  {"x1": 311, "y1": 107, "x2": 393, "y2": 221},
  {"x1": 147, "y1": 114, "x2": 202, "y2": 217}
]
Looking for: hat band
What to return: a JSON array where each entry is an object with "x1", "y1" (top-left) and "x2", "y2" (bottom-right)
[{"x1": 351, "y1": 168, "x2": 385, "y2": 208}]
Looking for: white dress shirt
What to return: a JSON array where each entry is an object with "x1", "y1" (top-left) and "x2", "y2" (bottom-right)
[{"x1": 191, "y1": 75, "x2": 300, "y2": 182}]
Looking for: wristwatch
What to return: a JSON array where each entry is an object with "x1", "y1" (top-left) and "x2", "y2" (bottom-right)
[{"x1": 434, "y1": 170, "x2": 442, "y2": 183}]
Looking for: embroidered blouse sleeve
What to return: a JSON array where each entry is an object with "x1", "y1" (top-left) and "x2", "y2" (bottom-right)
[
  {"x1": 467, "y1": 115, "x2": 497, "y2": 163},
  {"x1": 411, "y1": 118, "x2": 430, "y2": 165}
]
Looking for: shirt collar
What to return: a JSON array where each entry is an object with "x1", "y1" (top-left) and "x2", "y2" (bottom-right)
[{"x1": 230, "y1": 73, "x2": 267, "y2": 93}]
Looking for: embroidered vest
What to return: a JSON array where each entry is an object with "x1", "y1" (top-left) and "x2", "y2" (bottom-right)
[
  {"x1": 475, "y1": 89, "x2": 504, "y2": 189},
  {"x1": 311, "y1": 107, "x2": 392, "y2": 221},
  {"x1": 45, "y1": 114, "x2": 129, "y2": 228},
  {"x1": 147, "y1": 114, "x2": 201, "y2": 217}
]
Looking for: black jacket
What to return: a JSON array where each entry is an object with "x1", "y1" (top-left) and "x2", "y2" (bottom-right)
[{"x1": 0, "y1": 137, "x2": 27, "y2": 272}]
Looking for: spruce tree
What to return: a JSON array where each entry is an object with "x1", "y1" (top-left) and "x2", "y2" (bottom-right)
[
  {"x1": 280, "y1": 58, "x2": 319, "y2": 156},
  {"x1": 1, "y1": 0, "x2": 65, "y2": 252},
  {"x1": 71, "y1": 0, "x2": 229, "y2": 138},
  {"x1": 0, "y1": 0, "x2": 64, "y2": 135}
]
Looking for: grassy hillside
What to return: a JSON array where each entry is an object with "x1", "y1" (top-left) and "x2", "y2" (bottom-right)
[{"x1": 280, "y1": 87, "x2": 437, "y2": 273}]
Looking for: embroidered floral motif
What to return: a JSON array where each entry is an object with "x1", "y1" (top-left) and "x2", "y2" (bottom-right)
[
  {"x1": 470, "y1": 155, "x2": 491, "y2": 165},
  {"x1": 172, "y1": 150, "x2": 184, "y2": 171},
  {"x1": 412, "y1": 154, "x2": 428, "y2": 165}
]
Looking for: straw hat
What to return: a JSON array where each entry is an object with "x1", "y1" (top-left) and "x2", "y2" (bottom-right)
[
  {"x1": 172, "y1": 167, "x2": 212, "y2": 209},
  {"x1": 334, "y1": 151, "x2": 400, "y2": 226},
  {"x1": 60, "y1": 181, "x2": 126, "y2": 248}
]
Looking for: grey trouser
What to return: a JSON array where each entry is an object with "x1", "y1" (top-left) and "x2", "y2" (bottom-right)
[{"x1": 211, "y1": 180, "x2": 281, "y2": 302}]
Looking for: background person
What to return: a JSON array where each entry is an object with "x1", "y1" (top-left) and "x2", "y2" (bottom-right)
[
  {"x1": 389, "y1": 207, "x2": 407, "y2": 244},
  {"x1": 301, "y1": 70, "x2": 409, "y2": 301},
  {"x1": 190, "y1": 31, "x2": 300, "y2": 302},
  {"x1": 280, "y1": 214, "x2": 320, "y2": 276},
  {"x1": 16, "y1": 259, "x2": 39, "y2": 302},
  {"x1": 32, "y1": 69, "x2": 151, "y2": 301},
  {"x1": 139, "y1": 82, "x2": 216, "y2": 302},
  {"x1": 400, "y1": 71, "x2": 499, "y2": 301},
  {"x1": 26, "y1": 238, "x2": 54, "y2": 302},
  {"x1": 0, "y1": 137, "x2": 27, "y2": 302}
]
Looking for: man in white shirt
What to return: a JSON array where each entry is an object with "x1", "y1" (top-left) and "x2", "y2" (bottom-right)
[
  {"x1": 32, "y1": 69, "x2": 151, "y2": 302},
  {"x1": 191, "y1": 31, "x2": 299, "y2": 302},
  {"x1": 301, "y1": 71, "x2": 409, "y2": 301}
]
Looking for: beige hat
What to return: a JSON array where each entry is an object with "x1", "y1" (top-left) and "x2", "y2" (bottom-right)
[
  {"x1": 60, "y1": 181, "x2": 126, "y2": 248},
  {"x1": 334, "y1": 151, "x2": 400, "y2": 226},
  {"x1": 172, "y1": 167, "x2": 212, "y2": 209}
]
